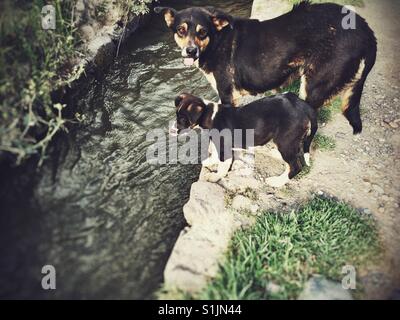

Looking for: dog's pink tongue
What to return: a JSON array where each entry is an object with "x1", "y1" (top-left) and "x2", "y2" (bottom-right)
[{"x1": 183, "y1": 58, "x2": 194, "y2": 66}]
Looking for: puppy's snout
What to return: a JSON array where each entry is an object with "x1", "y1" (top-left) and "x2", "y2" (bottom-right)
[{"x1": 185, "y1": 46, "x2": 198, "y2": 57}]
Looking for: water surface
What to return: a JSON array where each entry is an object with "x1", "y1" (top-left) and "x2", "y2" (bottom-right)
[{"x1": 0, "y1": 0, "x2": 252, "y2": 299}]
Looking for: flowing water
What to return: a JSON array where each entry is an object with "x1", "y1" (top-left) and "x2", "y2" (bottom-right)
[{"x1": 0, "y1": 0, "x2": 252, "y2": 299}]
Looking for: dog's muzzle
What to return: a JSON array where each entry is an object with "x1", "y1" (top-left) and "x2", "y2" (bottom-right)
[{"x1": 182, "y1": 46, "x2": 199, "y2": 66}]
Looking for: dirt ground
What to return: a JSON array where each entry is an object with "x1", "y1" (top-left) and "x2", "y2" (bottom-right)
[{"x1": 255, "y1": 0, "x2": 400, "y2": 299}]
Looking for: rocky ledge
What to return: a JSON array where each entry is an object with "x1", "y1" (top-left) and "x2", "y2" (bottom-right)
[{"x1": 72, "y1": 0, "x2": 150, "y2": 74}]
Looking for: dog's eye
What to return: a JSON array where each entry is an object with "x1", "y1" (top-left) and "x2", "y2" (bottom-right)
[
  {"x1": 177, "y1": 26, "x2": 186, "y2": 37},
  {"x1": 197, "y1": 29, "x2": 208, "y2": 39}
]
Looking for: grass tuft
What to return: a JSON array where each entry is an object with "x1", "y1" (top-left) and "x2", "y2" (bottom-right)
[
  {"x1": 197, "y1": 196, "x2": 380, "y2": 300},
  {"x1": 313, "y1": 134, "x2": 336, "y2": 151}
]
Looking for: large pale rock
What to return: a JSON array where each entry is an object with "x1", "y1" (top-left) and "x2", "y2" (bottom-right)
[
  {"x1": 251, "y1": 0, "x2": 292, "y2": 21},
  {"x1": 231, "y1": 195, "x2": 259, "y2": 214},
  {"x1": 183, "y1": 181, "x2": 227, "y2": 226},
  {"x1": 164, "y1": 182, "x2": 237, "y2": 293}
]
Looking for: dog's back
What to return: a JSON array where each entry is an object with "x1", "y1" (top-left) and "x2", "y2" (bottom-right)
[{"x1": 213, "y1": 93, "x2": 317, "y2": 149}]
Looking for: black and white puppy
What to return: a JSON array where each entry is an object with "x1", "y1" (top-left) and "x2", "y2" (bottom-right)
[
  {"x1": 155, "y1": 1, "x2": 376, "y2": 134},
  {"x1": 173, "y1": 92, "x2": 318, "y2": 187}
]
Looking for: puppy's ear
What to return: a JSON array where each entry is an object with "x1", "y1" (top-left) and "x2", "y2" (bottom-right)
[
  {"x1": 154, "y1": 7, "x2": 177, "y2": 28},
  {"x1": 175, "y1": 93, "x2": 186, "y2": 107},
  {"x1": 205, "y1": 7, "x2": 234, "y2": 31}
]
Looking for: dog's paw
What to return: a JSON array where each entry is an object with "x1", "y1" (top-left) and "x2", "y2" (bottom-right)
[
  {"x1": 265, "y1": 175, "x2": 289, "y2": 188},
  {"x1": 304, "y1": 153, "x2": 311, "y2": 166}
]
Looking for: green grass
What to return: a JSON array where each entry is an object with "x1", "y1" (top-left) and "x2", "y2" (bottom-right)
[
  {"x1": 294, "y1": 162, "x2": 312, "y2": 180},
  {"x1": 318, "y1": 96, "x2": 342, "y2": 123},
  {"x1": 196, "y1": 196, "x2": 380, "y2": 300},
  {"x1": 314, "y1": 134, "x2": 336, "y2": 151},
  {"x1": 284, "y1": 79, "x2": 301, "y2": 96}
]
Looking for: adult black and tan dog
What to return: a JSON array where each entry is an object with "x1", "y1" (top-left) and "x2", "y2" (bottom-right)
[
  {"x1": 172, "y1": 92, "x2": 317, "y2": 186},
  {"x1": 155, "y1": 1, "x2": 376, "y2": 134}
]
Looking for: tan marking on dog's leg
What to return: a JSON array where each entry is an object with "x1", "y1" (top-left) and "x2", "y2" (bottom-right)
[
  {"x1": 341, "y1": 59, "x2": 366, "y2": 112},
  {"x1": 232, "y1": 87, "x2": 251, "y2": 107},
  {"x1": 265, "y1": 164, "x2": 290, "y2": 188},
  {"x1": 299, "y1": 73, "x2": 307, "y2": 100},
  {"x1": 341, "y1": 86, "x2": 353, "y2": 112}
]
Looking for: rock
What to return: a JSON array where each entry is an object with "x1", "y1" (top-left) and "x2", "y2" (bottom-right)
[
  {"x1": 75, "y1": 0, "x2": 85, "y2": 12},
  {"x1": 80, "y1": 25, "x2": 95, "y2": 41},
  {"x1": 219, "y1": 174, "x2": 262, "y2": 193},
  {"x1": 372, "y1": 184, "x2": 385, "y2": 195},
  {"x1": 231, "y1": 195, "x2": 258, "y2": 213},
  {"x1": 251, "y1": 0, "x2": 292, "y2": 21},
  {"x1": 363, "y1": 208, "x2": 373, "y2": 217},
  {"x1": 266, "y1": 282, "x2": 283, "y2": 295},
  {"x1": 88, "y1": 35, "x2": 116, "y2": 68},
  {"x1": 298, "y1": 276, "x2": 353, "y2": 300},
  {"x1": 164, "y1": 181, "x2": 237, "y2": 293},
  {"x1": 183, "y1": 181, "x2": 226, "y2": 227},
  {"x1": 389, "y1": 121, "x2": 399, "y2": 129}
]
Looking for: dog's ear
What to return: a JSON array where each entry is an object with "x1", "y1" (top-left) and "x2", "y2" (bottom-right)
[
  {"x1": 175, "y1": 93, "x2": 187, "y2": 107},
  {"x1": 154, "y1": 7, "x2": 177, "y2": 28},
  {"x1": 205, "y1": 7, "x2": 234, "y2": 31}
]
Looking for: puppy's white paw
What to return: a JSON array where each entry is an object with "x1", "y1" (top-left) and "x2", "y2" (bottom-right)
[
  {"x1": 265, "y1": 175, "x2": 289, "y2": 188},
  {"x1": 304, "y1": 153, "x2": 310, "y2": 166}
]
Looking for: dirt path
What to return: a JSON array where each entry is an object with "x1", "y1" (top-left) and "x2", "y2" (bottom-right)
[{"x1": 256, "y1": 0, "x2": 400, "y2": 299}]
